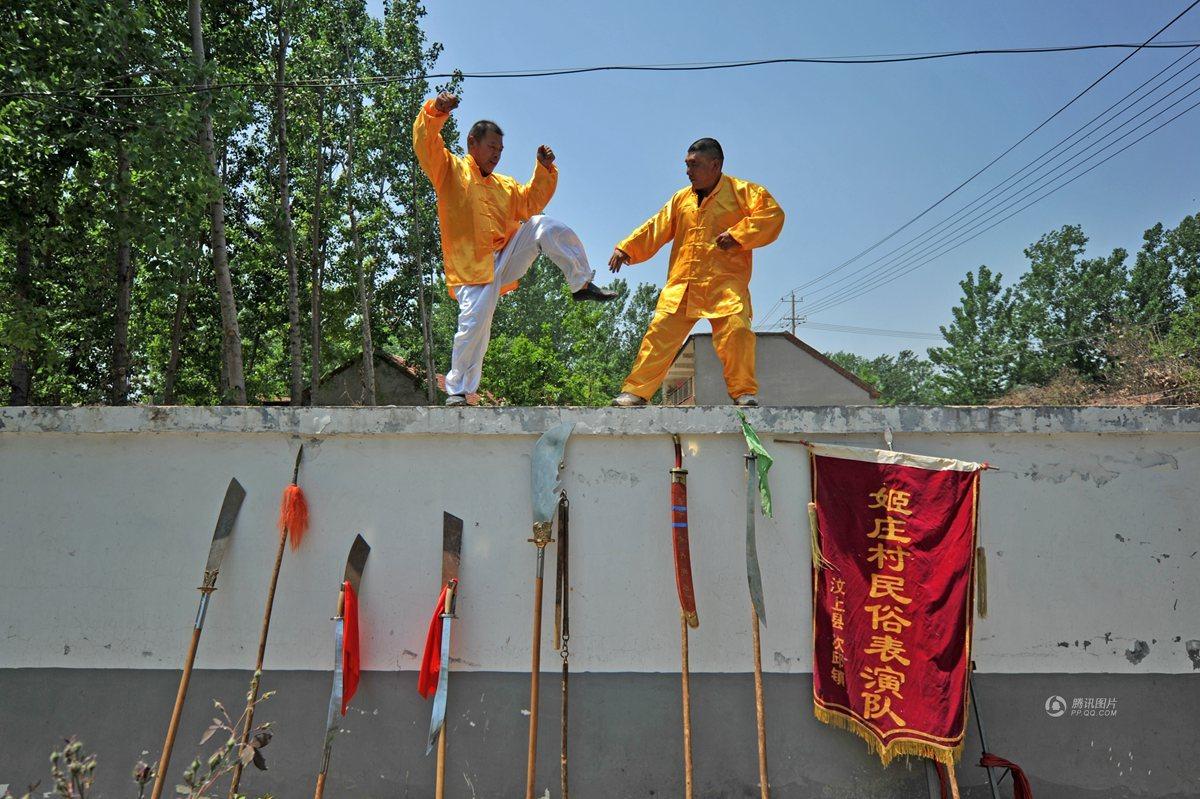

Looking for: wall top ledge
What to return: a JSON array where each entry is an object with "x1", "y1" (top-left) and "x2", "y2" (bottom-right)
[{"x1": 1, "y1": 404, "x2": 1198, "y2": 436}]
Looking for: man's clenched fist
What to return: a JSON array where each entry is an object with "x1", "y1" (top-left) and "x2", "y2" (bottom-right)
[
  {"x1": 715, "y1": 231, "x2": 741, "y2": 251},
  {"x1": 434, "y1": 92, "x2": 460, "y2": 113},
  {"x1": 608, "y1": 247, "x2": 630, "y2": 272},
  {"x1": 537, "y1": 145, "x2": 555, "y2": 168}
]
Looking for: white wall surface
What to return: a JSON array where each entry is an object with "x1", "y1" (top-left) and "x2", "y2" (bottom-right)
[{"x1": 0, "y1": 406, "x2": 1195, "y2": 675}]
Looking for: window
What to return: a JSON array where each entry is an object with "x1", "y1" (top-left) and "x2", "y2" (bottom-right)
[{"x1": 665, "y1": 376, "x2": 695, "y2": 406}]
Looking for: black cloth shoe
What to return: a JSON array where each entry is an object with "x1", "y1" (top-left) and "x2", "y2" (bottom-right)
[{"x1": 572, "y1": 282, "x2": 618, "y2": 302}]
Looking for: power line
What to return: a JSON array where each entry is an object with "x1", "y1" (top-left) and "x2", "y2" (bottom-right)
[
  {"x1": 797, "y1": 322, "x2": 944, "y2": 339},
  {"x1": 798, "y1": 55, "x2": 1200, "y2": 314},
  {"x1": 6, "y1": 40, "x2": 1200, "y2": 100},
  {"x1": 795, "y1": 44, "x2": 1200, "y2": 300},
  {"x1": 772, "y1": 0, "x2": 1200, "y2": 304},
  {"x1": 801, "y1": 93, "x2": 1200, "y2": 317}
]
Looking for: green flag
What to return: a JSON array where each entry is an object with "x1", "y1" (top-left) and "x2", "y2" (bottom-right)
[{"x1": 737, "y1": 411, "x2": 773, "y2": 517}]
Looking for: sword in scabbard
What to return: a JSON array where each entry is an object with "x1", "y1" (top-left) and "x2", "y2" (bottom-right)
[
  {"x1": 525, "y1": 422, "x2": 573, "y2": 799},
  {"x1": 312, "y1": 534, "x2": 370, "y2": 799},
  {"x1": 670, "y1": 434, "x2": 697, "y2": 799},
  {"x1": 554, "y1": 493, "x2": 571, "y2": 799},
  {"x1": 149, "y1": 478, "x2": 245, "y2": 799}
]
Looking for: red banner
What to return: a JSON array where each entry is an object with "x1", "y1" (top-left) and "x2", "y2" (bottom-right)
[{"x1": 808, "y1": 443, "x2": 982, "y2": 765}]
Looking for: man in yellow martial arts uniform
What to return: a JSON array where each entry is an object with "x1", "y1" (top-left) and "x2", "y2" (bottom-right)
[
  {"x1": 609, "y1": 138, "x2": 784, "y2": 407},
  {"x1": 414, "y1": 91, "x2": 615, "y2": 406}
]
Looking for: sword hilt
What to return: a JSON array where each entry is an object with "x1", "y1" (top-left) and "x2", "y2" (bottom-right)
[
  {"x1": 442, "y1": 578, "x2": 458, "y2": 617},
  {"x1": 530, "y1": 520, "x2": 555, "y2": 547}
]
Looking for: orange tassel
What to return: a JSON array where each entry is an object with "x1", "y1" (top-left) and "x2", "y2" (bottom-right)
[{"x1": 279, "y1": 483, "x2": 309, "y2": 550}]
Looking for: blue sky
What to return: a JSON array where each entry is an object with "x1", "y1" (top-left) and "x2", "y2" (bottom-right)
[{"x1": 375, "y1": 0, "x2": 1200, "y2": 357}]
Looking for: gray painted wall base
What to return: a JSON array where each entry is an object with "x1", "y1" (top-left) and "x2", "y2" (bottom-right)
[{"x1": 2, "y1": 671, "x2": 1195, "y2": 798}]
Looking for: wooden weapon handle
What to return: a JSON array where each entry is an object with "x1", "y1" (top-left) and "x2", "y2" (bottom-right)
[
  {"x1": 525, "y1": 566, "x2": 545, "y2": 799},
  {"x1": 228, "y1": 527, "x2": 289, "y2": 798},
  {"x1": 435, "y1": 578, "x2": 455, "y2": 799},
  {"x1": 681, "y1": 615, "x2": 694, "y2": 799},
  {"x1": 751, "y1": 605, "x2": 769, "y2": 799},
  {"x1": 313, "y1": 770, "x2": 327, "y2": 799},
  {"x1": 435, "y1": 727, "x2": 447, "y2": 799},
  {"x1": 149, "y1": 625, "x2": 202, "y2": 799}
]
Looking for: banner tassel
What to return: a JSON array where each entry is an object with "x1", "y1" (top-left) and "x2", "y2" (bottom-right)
[
  {"x1": 807, "y1": 502, "x2": 836, "y2": 571},
  {"x1": 975, "y1": 546, "x2": 988, "y2": 619}
]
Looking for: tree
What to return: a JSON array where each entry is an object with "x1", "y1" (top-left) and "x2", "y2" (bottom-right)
[
  {"x1": 827, "y1": 349, "x2": 938, "y2": 404},
  {"x1": 1128, "y1": 222, "x2": 1178, "y2": 326},
  {"x1": 928, "y1": 265, "x2": 1017, "y2": 403},
  {"x1": 1011, "y1": 224, "x2": 1128, "y2": 384},
  {"x1": 189, "y1": 0, "x2": 247, "y2": 403}
]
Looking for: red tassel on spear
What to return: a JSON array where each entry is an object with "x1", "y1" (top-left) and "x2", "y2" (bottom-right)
[
  {"x1": 227, "y1": 445, "x2": 309, "y2": 798},
  {"x1": 280, "y1": 480, "x2": 309, "y2": 550}
]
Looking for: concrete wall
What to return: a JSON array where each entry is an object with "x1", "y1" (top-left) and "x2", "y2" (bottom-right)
[
  {"x1": 691, "y1": 333, "x2": 877, "y2": 405},
  {"x1": 0, "y1": 406, "x2": 1196, "y2": 798}
]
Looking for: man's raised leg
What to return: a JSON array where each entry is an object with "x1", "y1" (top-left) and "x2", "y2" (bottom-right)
[{"x1": 498, "y1": 216, "x2": 615, "y2": 301}]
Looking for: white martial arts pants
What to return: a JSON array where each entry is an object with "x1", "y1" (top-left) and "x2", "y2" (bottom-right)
[{"x1": 444, "y1": 215, "x2": 595, "y2": 397}]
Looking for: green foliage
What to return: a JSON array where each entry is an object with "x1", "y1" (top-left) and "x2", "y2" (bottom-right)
[
  {"x1": 826, "y1": 349, "x2": 938, "y2": 404},
  {"x1": 1011, "y1": 224, "x2": 1129, "y2": 384},
  {"x1": 927, "y1": 264, "x2": 1017, "y2": 403},
  {"x1": 0, "y1": 0, "x2": 452, "y2": 405}
]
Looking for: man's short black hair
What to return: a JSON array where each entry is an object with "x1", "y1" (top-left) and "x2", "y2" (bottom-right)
[
  {"x1": 468, "y1": 120, "x2": 504, "y2": 141},
  {"x1": 687, "y1": 137, "x2": 724, "y2": 162}
]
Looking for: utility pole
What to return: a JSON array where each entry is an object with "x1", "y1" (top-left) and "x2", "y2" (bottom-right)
[{"x1": 782, "y1": 291, "x2": 805, "y2": 335}]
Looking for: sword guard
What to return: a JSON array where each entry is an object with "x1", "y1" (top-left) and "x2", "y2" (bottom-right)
[
  {"x1": 199, "y1": 571, "x2": 219, "y2": 591},
  {"x1": 530, "y1": 520, "x2": 554, "y2": 546}
]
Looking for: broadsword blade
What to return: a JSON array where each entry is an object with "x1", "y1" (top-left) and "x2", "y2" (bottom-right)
[
  {"x1": 442, "y1": 513, "x2": 463, "y2": 582},
  {"x1": 425, "y1": 614, "x2": 453, "y2": 754},
  {"x1": 203, "y1": 478, "x2": 246, "y2": 578},
  {"x1": 344, "y1": 534, "x2": 371, "y2": 594},
  {"x1": 531, "y1": 422, "x2": 574, "y2": 524},
  {"x1": 319, "y1": 616, "x2": 345, "y2": 766},
  {"x1": 745, "y1": 455, "x2": 767, "y2": 626}
]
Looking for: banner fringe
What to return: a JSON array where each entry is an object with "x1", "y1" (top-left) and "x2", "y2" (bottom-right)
[{"x1": 813, "y1": 705, "x2": 963, "y2": 766}]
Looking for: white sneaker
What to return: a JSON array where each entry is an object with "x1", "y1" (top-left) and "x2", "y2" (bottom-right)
[
  {"x1": 445, "y1": 394, "x2": 467, "y2": 407},
  {"x1": 610, "y1": 392, "x2": 648, "y2": 407}
]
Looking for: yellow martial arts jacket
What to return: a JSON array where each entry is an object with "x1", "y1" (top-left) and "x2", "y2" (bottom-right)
[
  {"x1": 413, "y1": 98, "x2": 557, "y2": 294},
  {"x1": 617, "y1": 174, "x2": 784, "y2": 318}
]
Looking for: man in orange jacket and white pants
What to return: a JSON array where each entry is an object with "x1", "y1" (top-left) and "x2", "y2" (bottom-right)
[
  {"x1": 610, "y1": 138, "x2": 785, "y2": 407},
  {"x1": 414, "y1": 92, "x2": 615, "y2": 406}
]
